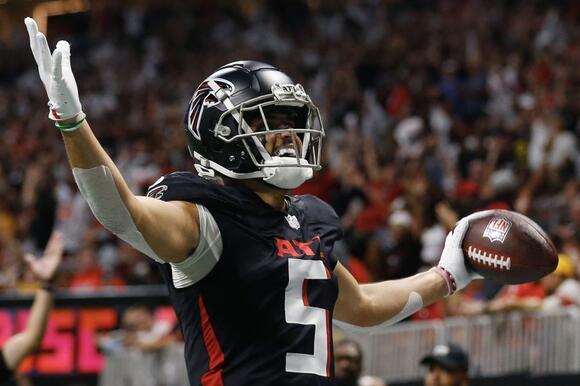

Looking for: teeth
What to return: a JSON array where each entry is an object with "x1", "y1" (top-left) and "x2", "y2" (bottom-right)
[{"x1": 274, "y1": 147, "x2": 297, "y2": 157}]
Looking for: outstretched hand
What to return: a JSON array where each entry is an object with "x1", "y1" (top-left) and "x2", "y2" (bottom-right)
[
  {"x1": 23, "y1": 232, "x2": 64, "y2": 282},
  {"x1": 24, "y1": 17, "x2": 82, "y2": 121}
]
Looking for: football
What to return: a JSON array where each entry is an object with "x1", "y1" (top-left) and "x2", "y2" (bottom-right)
[{"x1": 462, "y1": 209, "x2": 558, "y2": 284}]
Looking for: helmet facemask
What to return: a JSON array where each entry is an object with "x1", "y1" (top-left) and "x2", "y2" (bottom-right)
[{"x1": 206, "y1": 83, "x2": 324, "y2": 189}]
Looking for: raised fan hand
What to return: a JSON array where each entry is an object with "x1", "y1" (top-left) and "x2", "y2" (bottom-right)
[
  {"x1": 24, "y1": 17, "x2": 83, "y2": 121},
  {"x1": 23, "y1": 232, "x2": 64, "y2": 282}
]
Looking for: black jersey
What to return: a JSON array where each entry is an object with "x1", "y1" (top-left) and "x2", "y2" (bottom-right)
[{"x1": 148, "y1": 172, "x2": 343, "y2": 386}]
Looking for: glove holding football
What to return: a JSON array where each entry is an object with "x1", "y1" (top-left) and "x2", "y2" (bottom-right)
[
  {"x1": 25, "y1": 17, "x2": 83, "y2": 122},
  {"x1": 434, "y1": 217, "x2": 483, "y2": 295}
]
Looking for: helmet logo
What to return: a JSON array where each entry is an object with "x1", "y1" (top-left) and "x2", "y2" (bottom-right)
[{"x1": 187, "y1": 78, "x2": 235, "y2": 140}]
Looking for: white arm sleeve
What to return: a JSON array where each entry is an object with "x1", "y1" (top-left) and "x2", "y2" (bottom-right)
[
  {"x1": 73, "y1": 166, "x2": 166, "y2": 263},
  {"x1": 73, "y1": 166, "x2": 223, "y2": 286}
]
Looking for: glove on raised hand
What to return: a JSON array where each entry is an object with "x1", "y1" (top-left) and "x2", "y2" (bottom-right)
[{"x1": 25, "y1": 17, "x2": 82, "y2": 121}]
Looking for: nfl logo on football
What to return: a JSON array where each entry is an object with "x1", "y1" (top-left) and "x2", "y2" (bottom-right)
[{"x1": 483, "y1": 217, "x2": 512, "y2": 243}]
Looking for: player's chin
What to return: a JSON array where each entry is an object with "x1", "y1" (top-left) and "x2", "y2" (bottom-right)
[{"x1": 259, "y1": 178, "x2": 293, "y2": 193}]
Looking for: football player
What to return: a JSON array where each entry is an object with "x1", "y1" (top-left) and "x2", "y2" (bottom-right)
[{"x1": 25, "y1": 17, "x2": 480, "y2": 386}]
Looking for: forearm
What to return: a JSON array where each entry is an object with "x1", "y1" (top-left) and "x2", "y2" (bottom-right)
[
  {"x1": 60, "y1": 120, "x2": 198, "y2": 262},
  {"x1": 60, "y1": 119, "x2": 137, "y2": 213},
  {"x1": 335, "y1": 216, "x2": 478, "y2": 331},
  {"x1": 24, "y1": 288, "x2": 53, "y2": 345},
  {"x1": 1, "y1": 288, "x2": 53, "y2": 369},
  {"x1": 359, "y1": 271, "x2": 447, "y2": 326},
  {"x1": 334, "y1": 263, "x2": 448, "y2": 328}
]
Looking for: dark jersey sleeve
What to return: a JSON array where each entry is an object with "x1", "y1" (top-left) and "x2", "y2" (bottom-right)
[
  {"x1": 147, "y1": 172, "x2": 205, "y2": 201},
  {"x1": 146, "y1": 172, "x2": 248, "y2": 214},
  {"x1": 0, "y1": 350, "x2": 14, "y2": 384},
  {"x1": 147, "y1": 172, "x2": 210, "y2": 203}
]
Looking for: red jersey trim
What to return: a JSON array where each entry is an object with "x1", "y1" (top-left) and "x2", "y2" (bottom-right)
[{"x1": 198, "y1": 295, "x2": 225, "y2": 386}]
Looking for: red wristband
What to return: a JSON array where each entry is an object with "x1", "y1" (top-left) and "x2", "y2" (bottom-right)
[{"x1": 430, "y1": 266, "x2": 457, "y2": 296}]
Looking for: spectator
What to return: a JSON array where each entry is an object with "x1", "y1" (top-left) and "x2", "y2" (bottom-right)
[
  {"x1": 542, "y1": 253, "x2": 580, "y2": 309},
  {"x1": 358, "y1": 376, "x2": 387, "y2": 386},
  {"x1": 367, "y1": 209, "x2": 422, "y2": 281},
  {"x1": 97, "y1": 304, "x2": 186, "y2": 386},
  {"x1": 97, "y1": 304, "x2": 176, "y2": 354},
  {"x1": 333, "y1": 339, "x2": 385, "y2": 386},
  {"x1": 0, "y1": 232, "x2": 63, "y2": 385},
  {"x1": 67, "y1": 245, "x2": 125, "y2": 290},
  {"x1": 420, "y1": 343, "x2": 470, "y2": 386},
  {"x1": 488, "y1": 253, "x2": 579, "y2": 313}
]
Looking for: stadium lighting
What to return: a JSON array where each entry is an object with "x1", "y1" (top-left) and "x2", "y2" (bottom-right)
[{"x1": 32, "y1": 0, "x2": 90, "y2": 33}]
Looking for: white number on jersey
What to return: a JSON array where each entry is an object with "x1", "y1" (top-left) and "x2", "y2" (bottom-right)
[{"x1": 284, "y1": 258, "x2": 331, "y2": 376}]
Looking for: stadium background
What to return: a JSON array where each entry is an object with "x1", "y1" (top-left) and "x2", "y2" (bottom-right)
[{"x1": 0, "y1": 0, "x2": 580, "y2": 385}]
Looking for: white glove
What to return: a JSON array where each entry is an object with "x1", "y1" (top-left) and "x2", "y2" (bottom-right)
[
  {"x1": 437, "y1": 217, "x2": 483, "y2": 293},
  {"x1": 25, "y1": 17, "x2": 82, "y2": 121}
]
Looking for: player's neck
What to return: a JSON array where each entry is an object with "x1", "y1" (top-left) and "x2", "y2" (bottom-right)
[{"x1": 239, "y1": 179, "x2": 289, "y2": 212}]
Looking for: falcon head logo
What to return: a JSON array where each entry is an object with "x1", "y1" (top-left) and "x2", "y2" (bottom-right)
[
  {"x1": 147, "y1": 184, "x2": 168, "y2": 200},
  {"x1": 187, "y1": 79, "x2": 235, "y2": 140}
]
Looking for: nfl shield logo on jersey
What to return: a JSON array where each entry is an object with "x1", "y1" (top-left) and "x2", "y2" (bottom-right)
[
  {"x1": 285, "y1": 214, "x2": 300, "y2": 230},
  {"x1": 483, "y1": 217, "x2": 512, "y2": 243}
]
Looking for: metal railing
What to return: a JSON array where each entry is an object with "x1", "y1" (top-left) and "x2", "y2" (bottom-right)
[{"x1": 336, "y1": 308, "x2": 580, "y2": 383}]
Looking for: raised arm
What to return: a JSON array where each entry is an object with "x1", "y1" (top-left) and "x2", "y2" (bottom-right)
[
  {"x1": 24, "y1": 18, "x2": 198, "y2": 263},
  {"x1": 334, "y1": 219, "x2": 481, "y2": 330},
  {"x1": 1, "y1": 233, "x2": 62, "y2": 370}
]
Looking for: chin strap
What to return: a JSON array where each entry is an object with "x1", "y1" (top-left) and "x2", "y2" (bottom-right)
[{"x1": 262, "y1": 156, "x2": 313, "y2": 189}]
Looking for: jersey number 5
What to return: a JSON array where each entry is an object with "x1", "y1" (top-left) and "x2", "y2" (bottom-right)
[{"x1": 285, "y1": 258, "x2": 331, "y2": 377}]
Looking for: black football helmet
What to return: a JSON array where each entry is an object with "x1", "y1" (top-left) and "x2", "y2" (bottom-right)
[{"x1": 185, "y1": 60, "x2": 324, "y2": 189}]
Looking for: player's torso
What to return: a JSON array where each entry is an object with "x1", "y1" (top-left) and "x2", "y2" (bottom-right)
[{"x1": 154, "y1": 173, "x2": 341, "y2": 386}]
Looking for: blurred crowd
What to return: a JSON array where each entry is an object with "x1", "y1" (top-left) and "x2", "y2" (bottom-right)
[{"x1": 0, "y1": 0, "x2": 579, "y2": 320}]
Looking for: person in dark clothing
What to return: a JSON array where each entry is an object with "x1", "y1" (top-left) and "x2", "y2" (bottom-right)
[
  {"x1": 367, "y1": 210, "x2": 422, "y2": 281},
  {"x1": 421, "y1": 343, "x2": 470, "y2": 386}
]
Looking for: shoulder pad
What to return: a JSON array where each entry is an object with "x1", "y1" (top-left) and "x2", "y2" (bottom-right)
[
  {"x1": 147, "y1": 172, "x2": 210, "y2": 202},
  {"x1": 297, "y1": 195, "x2": 340, "y2": 225},
  {"x1": 146, "y1": 172, "x2": 264, "y2": 215}
]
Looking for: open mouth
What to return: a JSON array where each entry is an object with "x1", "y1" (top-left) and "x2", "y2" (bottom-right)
[{"x1": 273, "y1": 146, "x2": 297, "y2": 157}]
